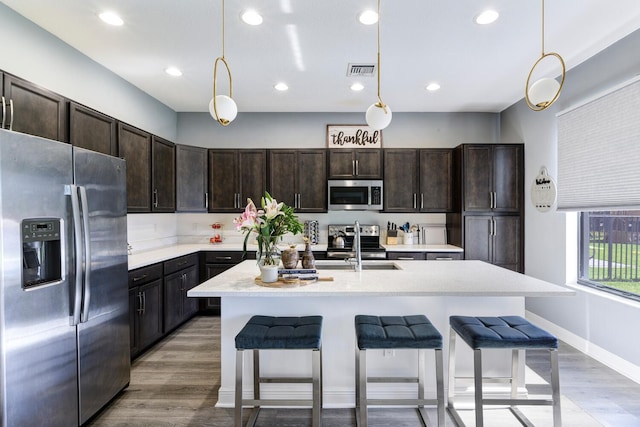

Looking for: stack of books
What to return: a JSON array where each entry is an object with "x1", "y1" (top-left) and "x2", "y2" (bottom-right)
[{"x1": 278, "y1": 268, "x2": 318, "y2": 281}]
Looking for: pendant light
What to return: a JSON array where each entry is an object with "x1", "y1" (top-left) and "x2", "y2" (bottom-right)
[
  {"x1": 209, "y1": 0, "x2": 238, "y2": 125},
  {"x1": 365, "y1": 0, "x2": 392, "y2": 130},
  {"x1": 525, "y1": 0, "x2": 566, "y2": 111}
]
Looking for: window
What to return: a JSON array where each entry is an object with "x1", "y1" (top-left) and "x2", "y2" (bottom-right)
[{"x1": 579, "y1": 211, "x2": 640, "y2": 301}]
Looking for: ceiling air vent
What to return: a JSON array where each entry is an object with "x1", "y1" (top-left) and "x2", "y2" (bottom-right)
[{"x1": 347, "y1": 63, "x2": 376, "y2": 77}]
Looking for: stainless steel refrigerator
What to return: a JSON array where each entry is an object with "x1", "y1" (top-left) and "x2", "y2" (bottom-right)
[{"x1": 0, "y1": 129, "x2": 130, "y2": 426}]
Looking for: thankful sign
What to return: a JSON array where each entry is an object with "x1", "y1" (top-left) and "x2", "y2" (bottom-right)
[{"x1": 326, "y1": 125, "x2": 382, "y2": 149}]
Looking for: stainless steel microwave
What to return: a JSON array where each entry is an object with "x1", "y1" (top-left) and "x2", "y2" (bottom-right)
[{"x1": 327, "y1": 179, "x2": 383, "y2": 211}]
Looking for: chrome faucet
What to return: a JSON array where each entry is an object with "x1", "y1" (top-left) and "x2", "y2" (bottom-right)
[{"x1": 353, "y1": 220, "x2": 362, "y2": 272}]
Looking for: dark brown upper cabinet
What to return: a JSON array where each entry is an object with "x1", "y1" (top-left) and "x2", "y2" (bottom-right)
[
  {"x1": 269, "y1": 149, "x2": 327, "y2": 213},
  {"x1": 384, "y1": 148, "x2": 453, "y2": 213},
  {"x1": 151, "y1": 136, "x2": 176, "y2": 212},
  {"x1": 118, "y1": 123, "x2": 151, "y2": 213},
  {"x1": 69, "y1": 102, "x2": 117, "y2": 156},
  {"x1": 2, "y1": 72, "x2": 68, "y2": 142},
  {"x1": 176, "y1": 145, "x2": 208, "y2": 212},
  {"x1": 328, "y1": 149, "x2": 382, "y2": 179},
  {"x1": 208, "y1": 149, "x2": 266, "y2": 212},
  {"x1": 462, "y1": 144, "x2": 523, "y2": 213}
]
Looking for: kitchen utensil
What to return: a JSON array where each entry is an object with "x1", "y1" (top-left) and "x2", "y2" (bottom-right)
[{"x1": 333, "y1": 231, "x2": 345, "y2": 248}]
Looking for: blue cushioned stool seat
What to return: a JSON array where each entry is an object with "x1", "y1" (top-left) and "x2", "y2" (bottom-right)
[
  {"x1": 234, "y1": 316, "x2": 323, "y2": 427},
  {"x1": 355, "y1": 315, "x2": 443, "y2": 349},
  {"x1": 354, "y1": 315, "x2": 445, "y2": 427},
  {"x1": 235, "y1": 315, "x2": 323, "y2": 350},
  {"x1": 447, "y1": 315, "x2": 561, "y2": 427},
  {"x1": 449, "y1": 315, "x2": 558, "y2": 349}
]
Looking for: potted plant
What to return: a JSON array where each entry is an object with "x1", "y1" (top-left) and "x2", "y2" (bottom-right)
[{"x1": 234, "y1": 192, "x2": 304, "y2": 282}]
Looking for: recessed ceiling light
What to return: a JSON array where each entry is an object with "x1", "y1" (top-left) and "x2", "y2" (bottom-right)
[
  {"x1": 99, "y1": 11, "x2": 124, "y2": 26},
  {"x1": 274, "y1": 82, "x2": 289, "y2": 91},
  {"x1": 475, "y1": 10, "x2": 499, "y2": 25},
  {"x1": 241, "y1": 10, "x2": 263, "y2": 26},
  {"x1": 350, "y1": 83, "x2": 365, "y2": 91},
  {"x1": 358, "y1": 10, "x2": 378, "y2": 25},
  {"x1": 165, "y1": 67, "x2": 182, "y2": 77},
  {"x1": 426, "y1": 83, "x2": 441, "y2": 92}
]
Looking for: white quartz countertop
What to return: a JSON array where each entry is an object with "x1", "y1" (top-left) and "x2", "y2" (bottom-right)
[
  {"x1": 188, "y1": 259, "x2": 575, "y2": 298},
  {"x1": 128, "y1": 242, "x2": 463, "y2": 270},
  {"x1": 128, "y1": 243, "x2": 328, "y2": 270}
]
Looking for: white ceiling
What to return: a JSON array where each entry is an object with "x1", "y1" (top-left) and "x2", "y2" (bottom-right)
[{"x1": 3, "y1": 0, "x2": 640, "y2": 113}]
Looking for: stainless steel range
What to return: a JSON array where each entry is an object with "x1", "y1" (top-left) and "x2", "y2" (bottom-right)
[{"x1": 327, "y1": 224, "x2": 386, "y2": 259}]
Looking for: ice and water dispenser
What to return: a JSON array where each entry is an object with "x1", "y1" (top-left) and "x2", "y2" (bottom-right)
[{"x1": 22, "y1": 218, "x2": 63, "y2": 289}]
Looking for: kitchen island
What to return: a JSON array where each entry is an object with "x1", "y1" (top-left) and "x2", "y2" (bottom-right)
[{"x1": 188, "y1": 259, "x2": 574, "y2": 408}]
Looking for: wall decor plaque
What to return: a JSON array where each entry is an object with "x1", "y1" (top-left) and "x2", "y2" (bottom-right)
[{"x1": 326, "y1": 125, "x2": 382, "y2": 149}]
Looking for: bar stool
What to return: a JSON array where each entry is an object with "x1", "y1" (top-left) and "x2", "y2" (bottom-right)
[
  {"x1": 234, "y1": 315, "x2": 323, "y2": 427},
  {"x1": 447, "y1": 315, "x2": 561, "y2": 427},
  {"x1": 354, "y1": 315, "x2": 445, "y2": 427}
]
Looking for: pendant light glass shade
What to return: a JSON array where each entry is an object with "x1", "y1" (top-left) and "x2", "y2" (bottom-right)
[
  {"x1": 527, "y1": 77, "x2": 560, "y2": 108},
  {"x1": 365, "y1": 0, "x2": 391, "y2": 130},
  {"x1": 209, "y1": 95, "x2": 237, "y2": 125},
  {"x1": 366, "y1": 102, "x2": 392, "y2": 130}
]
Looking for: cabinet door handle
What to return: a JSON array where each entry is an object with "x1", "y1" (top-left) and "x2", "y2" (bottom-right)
[
  {"x1": 132, "y1": 274, "x2": 148, "y2": 282},
  {"x1": 9, "y1": 99, "x2": 14, "y2": 131},
  {"x1": 421, "y1": 193, "x2": 424, "y2": 210},
  {"x1": 352, "y1": 160, "x2": 356, "y2": 176},
  {"x1": 141, "y1": 291, "x2": 147, "y2": 315},
  {"x1": 355, "y1": 159, "x2": 359, "y2": 176},
  {"x1": 215, "y1": 256, "x2": 232, "y2": 260},
  {"x1": 435, "y1": 257, "x2": 454, "y2": 260},
  {"x1": 397, "y1": 256, "x2": 415, "y2": 260},
  {"x1": 205, "y1": 192, "x2": 209, "y2": 210},
  {"x1": 153, "y1": 189, "x2": 159, "y2": 208},
  {"x1": 493, "y1": 218, "x2": 497, "y2": 236},
  {"x1": 413, "y1": 193, "x2": 417, "y2": 209},
  {"x1": 137, "y1": 292, "x2": 144, "y2": 314},
  {"x1": 1, "y1": 96, "x2": 5, "y2": 129},
  {"x1": 177, "y1": 260, "x2": 188, "y2": 267}
]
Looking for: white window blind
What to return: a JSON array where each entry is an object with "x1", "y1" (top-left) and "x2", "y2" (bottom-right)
[{"x1": 557, "y1": 77, "x2": 640, "y2": 210}]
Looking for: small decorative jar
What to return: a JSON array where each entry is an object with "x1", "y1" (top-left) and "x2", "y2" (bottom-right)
[
  {"x1": 301, "y1": 238, "x2": 316, "y2": 269},
  {"x1": 281, "y1": 245, "x2": 300, "y2": 269}
]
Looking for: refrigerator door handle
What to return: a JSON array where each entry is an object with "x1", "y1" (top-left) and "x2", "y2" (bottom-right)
[
  {"x1": 1, "y1": 96, "x2": 5, "y2": 128},
  {"x1": 67, "y1": 184, "x2": 83, "y2": 326},
  {"x1": 79, "y1": 186, "x2": 92, "y2": 323}
]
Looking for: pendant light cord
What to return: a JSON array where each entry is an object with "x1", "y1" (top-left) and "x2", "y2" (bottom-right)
[
  {"x1": 376, "y1": 0, "x2": 381, "y2": 103},
  {"x1": 541, "y1": 0, "x2": 545, "y2": 56},
  {"x1": 222, "y1": 0, "x2": 226, "y2": 59}
]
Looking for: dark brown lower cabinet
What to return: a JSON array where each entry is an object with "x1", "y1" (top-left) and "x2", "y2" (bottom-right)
[
  {"x1": 201, "y1": 251, "x2": 246, "y2": 314},
  {"x1": 163, "y1": 254, "x2": 199, "y2": 332},
  {"x1": 464, "y1": 215, "x2": 521, "y2": 272},
  {"x1": 128, "y1": 263, "x2": 164, "y2": 359}
]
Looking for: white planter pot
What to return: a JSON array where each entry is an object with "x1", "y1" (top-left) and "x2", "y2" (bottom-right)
[{"x1": 260, "y1": 265, "x2": 279, "y2": 283}]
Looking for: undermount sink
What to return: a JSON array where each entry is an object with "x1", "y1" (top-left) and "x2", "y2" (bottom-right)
[{"x1": 315, "y1": 262, "x2": 402, "y2": 271}]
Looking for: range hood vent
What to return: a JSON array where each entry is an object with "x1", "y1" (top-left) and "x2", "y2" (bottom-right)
[{"x1": 347, "y1": 63, "x2": 376, "y2": 77}]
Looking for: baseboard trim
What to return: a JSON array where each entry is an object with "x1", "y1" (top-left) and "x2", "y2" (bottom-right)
[{"x1": 526, "y1": 310, "x2": 640, "y2": 385}]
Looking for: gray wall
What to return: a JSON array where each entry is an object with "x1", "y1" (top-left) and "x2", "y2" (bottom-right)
[
  {"x1": 0, "y1": 4, "x2": 177, "y2": 141},
  {"x1": 501, "y1": 28, "x2": 640, "y2": 377},
  {"x1": 177, "y1": 111, "x2": 499, "y2": 148}
]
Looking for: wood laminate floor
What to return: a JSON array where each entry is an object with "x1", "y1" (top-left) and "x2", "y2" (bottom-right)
[{"x1": 88, "y1": 315, "x2": 640, "y2": 427}]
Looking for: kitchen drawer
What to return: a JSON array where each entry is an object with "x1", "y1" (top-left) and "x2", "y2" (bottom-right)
[
  {"x1": 204, "y1": 251, "x2": 245, "y2": 264},
  {"x1": 425, "y1": 252, "x2": 463, "y2": 261},
  {"x1": 387, "y1": 252, "x2": 426, "y2": 261},
  {"x1": 128, "y1": 263, "x2": 163, "y2": 288},
  {"x1": 164, "y1": 253, "x2": 199, "y2": 275}
]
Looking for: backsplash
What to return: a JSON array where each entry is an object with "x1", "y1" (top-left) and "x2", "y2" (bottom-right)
[{"x1": 127, "y1": 211, "x2": 446, "y2": 254}]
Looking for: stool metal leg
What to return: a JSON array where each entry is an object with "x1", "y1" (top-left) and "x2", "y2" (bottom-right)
[
  {"x1": 435, "y1": 348, "x2": 445, "y2": 427},
  {"x1": 550, "y1": 349, "x2": 562, "y2": 426},
  {"x1": 357, "y1": 349, "x2": 368, "y2": 427},
  {"x1": 473, "y1": 349, "x2": 484, "y2": 427},
  {"x1": 511, "y1": 349, "x2": 519, "y2": 401},
  {"x1": 235, "y1": 350, "x2": 244, "y2": 427},
  {"x1": 312, "y1": 348, "x2": 322, "y2": 427}
]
